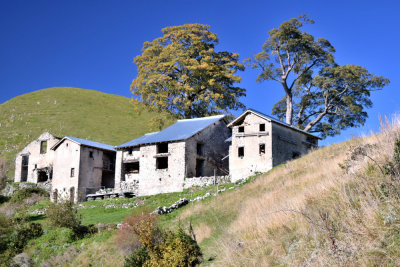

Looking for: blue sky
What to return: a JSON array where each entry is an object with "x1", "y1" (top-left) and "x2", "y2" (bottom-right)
[{"x1": 1, "y1": 0, "x2": 399, "y2": 145}]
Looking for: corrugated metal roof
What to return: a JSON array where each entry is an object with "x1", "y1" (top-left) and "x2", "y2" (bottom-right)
[
  {"x1": 225, "y1": 136, "x2": 232, "y2": 142},
  {"x1": 227, "y1": 108, "x2": 321, "y2": 139},
  {"x1": 52, "y1": 136, "x2": 116, "y2": 151},
  {"x1": 117, "y1": 115, "x2": 225, "y2": 149}
]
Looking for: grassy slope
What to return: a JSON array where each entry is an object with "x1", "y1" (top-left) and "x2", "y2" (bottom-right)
[
  {"x1": 0, "y1": 87, "x2": 173, "y2": 175},
  {"x1": 18, "y1": 121, "x2": 400, "y2": 266}
]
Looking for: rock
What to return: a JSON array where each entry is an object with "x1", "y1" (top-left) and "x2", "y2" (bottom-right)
[{"x1": 11, "y1": 253, "x2": 33, "y2": 267}]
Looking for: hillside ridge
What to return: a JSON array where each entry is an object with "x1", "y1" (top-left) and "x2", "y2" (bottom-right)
[{"x1": 0, "y1": 87, "x2": 172, "y2": 175}]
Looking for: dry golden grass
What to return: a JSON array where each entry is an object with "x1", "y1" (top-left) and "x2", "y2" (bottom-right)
[{"x1": 176, "y1": 116, "x2": 400, "y2": 266}]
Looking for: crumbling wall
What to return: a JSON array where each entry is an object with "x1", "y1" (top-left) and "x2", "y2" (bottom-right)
[
  {"x1": 183, "y1": 175, "x2": 230, "y2": 189},
  {"x1": 14, "y1": 132, "x2": 60, "y2": 183},
  {"x1": 185, "y1": 119, "x2": 231, "y2": 177}
]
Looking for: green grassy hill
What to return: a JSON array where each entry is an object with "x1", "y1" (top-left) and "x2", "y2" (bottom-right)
[{"x1": 0, "y1": 87, "x2": 172, "y2": 175}]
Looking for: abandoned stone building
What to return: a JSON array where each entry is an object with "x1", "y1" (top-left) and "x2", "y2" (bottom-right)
[
  {"x1": 14, "y1": 132, "x2": 61, "y2": 183},
  {"x1": 114, "y1": 115, "x2": 231, "y2": 196},
  {"x1": 50, "y1": 136, "x2": 116, "y2": 203},
  {"x1": 227, "y1": 109, "x2": 321, "y2": 182}
]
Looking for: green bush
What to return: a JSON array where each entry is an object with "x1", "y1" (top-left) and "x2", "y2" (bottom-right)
[
  {"x1": 0, "y1": 219, "x2": 43, "y2": 266},
  {"x1": 121, "y1": 214, "x2": 202, "y2": 267},
  {"x1": 394, "y1": 138, "x2": 400, "y2": 168},
  {"x1": 124, "y1": 247, "x2": 149, "y2": 267},
  {"x1": 9, "y1": 187, "x2": 49, "y2": 204},
  {"x1": 46, "y1": 202, "x2": 81, "y2": 229}
]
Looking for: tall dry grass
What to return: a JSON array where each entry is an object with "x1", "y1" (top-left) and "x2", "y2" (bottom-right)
[{"x1": 178, "y1": 116, "x2": 400, "y2": 266}]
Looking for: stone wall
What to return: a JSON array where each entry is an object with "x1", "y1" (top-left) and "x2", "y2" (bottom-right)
[
  {"x1": 271, "y1": 123, "x2": 318, "y2": 166},
  {"x1": 51, "y1": 139, "x2": 81, "y2": 203},
  {"x1": 183, "y1": 175, "x2": 230, "y2": 189},
  {"x1": 229, "y1": 113, "x2": 273, "y2": 182},
  {"x1": 14, "y1": 132, "x2": 60, "y2": 183},
  {"x1": 185, "y1": 119, "x2": 231, "y2": 177}
]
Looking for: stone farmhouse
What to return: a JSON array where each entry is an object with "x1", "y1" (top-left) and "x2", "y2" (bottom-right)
[
  {"x1": 114, "y1": 115, "x2": 231, "y2": 196},
  {"x1": 14, "y1": 132, "x2": 61, "y2": 183},
  {"x1": 50, "y1": 136, "x2": 116, "y2": 203},
  {"x1": 13, "y1": 111, "x2": 321, "y2": 202},
  {"x1": 227, "y1": 109, "x2": 321, "y2": 182}
]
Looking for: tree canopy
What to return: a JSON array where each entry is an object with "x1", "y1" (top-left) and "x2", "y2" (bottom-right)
[
  {"x1": 131, "y1": 24, "x2": 246, "y2": 120},
  {"x1": 248, "y1": 15, "x2": 389, "y2": 137}
]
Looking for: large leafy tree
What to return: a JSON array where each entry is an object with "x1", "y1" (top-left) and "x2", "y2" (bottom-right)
[
  {"x1": 131, "y1": 24, "x2": 245, "y2": 120},
  {"x1": 248, "y1": 15, "x2": 389, "y2": 137}
]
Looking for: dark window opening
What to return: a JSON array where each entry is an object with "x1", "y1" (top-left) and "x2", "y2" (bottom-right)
[
  {"x1": 70, "y1": 168, "x2": 75, "y2": 177},
  {"x1": 40, "y1": 141, "x2": 47, "y2": 154},
  {"x1": 197, "y1": 143, "x2": 204, "y2": 156},
  {"x1": 292, "y1": 151, "x2": 300, "y2": 159},
  {"x1": 128, "y1": 148, "x2": 133, "y2": 155},
  {"x1": 89, "y1": 151, "x2": 93, "y2": 158},
  {"x1": 34, "y1": 164, "x2": 37, "y2": 169},
  {"x1": 259, "y1": 124, "x2": 265, "y2": 132},
  {"x1": 259, "y1": 144, "x2": 265, "y2": 155},
  {"x1": 238, "y1": 126, "x2": 244, "y2": 133},
  {"x1": 21, "y1": 155, "x2": 29, "y2": 182},
  {"x1": 157, "y1": 143, "x2": 168, "y2": 154},
  {"x1": 156, "y1": 157, "x2": 168, "y2": 169},
  {"x1": 125, "y1": 162, "x2": 139, "y2": 174},
  {"x1": 238, "y1": 147, "x2": 244, "y2": 157},
  {"x1": 37, "y1": 170, "x2": 48, "y2": 182},
  {"x1": 306, "y1": 136, "x2": 317, "y2": 145},
  {"x1": 196, "y1": 159, "x2": 205, "y2": 177}
]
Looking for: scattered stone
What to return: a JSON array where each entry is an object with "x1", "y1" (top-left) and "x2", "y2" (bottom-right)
[
  {"x1": 152, "y1": 198, "x2": 189, "y2": 215},
  {"x1": 11, "y1": 253, "x2": 33, "y2": 267}
]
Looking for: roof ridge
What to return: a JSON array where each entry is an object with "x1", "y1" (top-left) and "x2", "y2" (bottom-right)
[{"x1": 177, "y1": 114, "x2": 225, "y2": 122}]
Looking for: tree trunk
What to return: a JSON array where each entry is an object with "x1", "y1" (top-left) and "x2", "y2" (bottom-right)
[{"x1": 286, "y1": 93, "x2": 293, "y2": 125}]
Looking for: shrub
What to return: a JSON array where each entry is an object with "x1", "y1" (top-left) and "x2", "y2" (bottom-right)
[
  {"x1": 120, "y1": 213, "x2": 202, "y2": 267},
  {"x1": 394, "y1": 138, "x2": 400, "y2": 169},
  {"x1": 9, "y1": 187, "x2": 49, "y2": 204},
  {"x1": 46, "y1": 202, "x2": 81, "y2": 229},
  {"x1": 0, "y1": 219, "x2": 43, "y2": 266},
  {"x1": 123, "y1": 247, "x2": 149, "y2": 267}
]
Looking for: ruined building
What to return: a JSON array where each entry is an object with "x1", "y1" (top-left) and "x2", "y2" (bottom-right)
[
  {"x1": 14, "y1": 132, "x2": 61, "y2": 183},
  {"x1": 227, "y1": 109, "x2": 321, "y2": 182},
  {"x1": 114, "y1": 115, "x2": 231, "y2": 196},
  {"x1": 50, "y1": 136, "x2": 116, "y2": 203}
]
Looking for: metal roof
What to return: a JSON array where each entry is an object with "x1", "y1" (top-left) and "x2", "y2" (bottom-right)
[
  {"x1": 52, "y1": 136, "x2": 116, "y2": 152},
  {"x1": 116, "y1": 115, "x2": 226, "y2": 149},
  {"x1": 225, "y1": 136, "x2": 232, "y2": 142},
  {"x1": 227, "y1": 108, "x2": 322, "y2": 139}
]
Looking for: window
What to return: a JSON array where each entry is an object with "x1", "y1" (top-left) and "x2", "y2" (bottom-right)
[
  {"x1": 156, "y1": 157, "x2": 168, "y2": 169},
  {"x1": 22, "y1": 155, "x2": 29, "y2": 166},
  {"x1": 157, "y1": 143, "x2": 168, "y2": 154},
  {"x1": 259, "y1": 144, "x2": 265, "y2": 155},
  {"x1": 70, "y1": 168, "x2": 75, "y2": 177},
  {"x1": 259, "y1": 124, "x2": 265, "y2": 132},
  {"x1": 128, "y1": 148, "x2": 133, "y2": 155},
  {"x1": 238, "y1": 126, "x2": 244, "y2": 133},
  {"x1": 238, "y1": 147, "x2": 244, "y2": 157},
  {"x1": 197, "y1": 143, "x2": 204, "y2": 156},
  {"x1": 89, "y1": 151, "x2": 93, "y2": 158},
  {"x1": 40, "y1": 141, "x2": 47, "y2": 154},
  {"x1": 125, "y1": 162, "x2": 139, "y2": 173}
]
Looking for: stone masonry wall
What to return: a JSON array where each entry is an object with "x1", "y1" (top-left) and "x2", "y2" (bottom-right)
[
  {"x1": 229, "y1": 113, "x2": 273, "y2": 182},
  {"x1": 14, "y1": 132, "x2": 60, "y2": 183},
  {"x1": 185, "y1": 119, "x2": 231, "y2": 177}
]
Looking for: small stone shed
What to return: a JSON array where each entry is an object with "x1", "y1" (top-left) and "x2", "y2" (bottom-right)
[
  {"x1": 114, "y1": 115, "x2": 231, "y2": 196},
  {"x1": 227, "y1": 109, "x2": 321, "y2": 182},
  {"x1": 14, "y1": 132, "x2": 61, "y2": 183},
  {"x1": 50, "y1": 136, "x2": 116, "y2": 203}
]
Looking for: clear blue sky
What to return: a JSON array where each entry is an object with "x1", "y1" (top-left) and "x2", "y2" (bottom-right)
[{"x1": 1, "y1": 0, "x2": 399, "y2": 145}]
